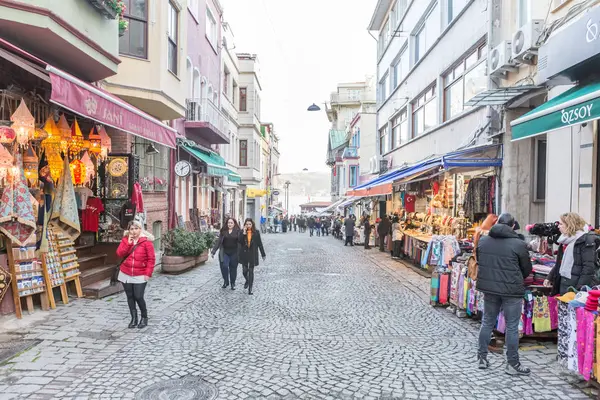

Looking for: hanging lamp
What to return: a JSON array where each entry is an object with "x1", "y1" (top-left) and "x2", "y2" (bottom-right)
[
  {"x1": 23, "y1": 146, "x2": 39, "y2": 185},
  {"x1": 69, "y1": 119, "x2": 84, "y2": 155},
  {"x1": 57, "y1": 114, "x2": 71, "y2": 154},
  {"x1": 0, "y1": 145, "x2": 13, "y2": 180},
  {"x1": 10, "y1": 99, "x2": 35, "y2": 148},
  {"x1": 0, "y1": 126, "x2": 15, "y2": 144},
  {"x1": 88, "y1": 126, "x2": 102, "y2": 155}
]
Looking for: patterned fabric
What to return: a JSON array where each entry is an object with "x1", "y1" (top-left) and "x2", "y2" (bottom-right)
[
  {"x1": 548, "y1": 296, "x2": 559, "y2": 330},
  {"x1": 567, "y1": 304, "x2": 579, "y2": 372},
  {"x1": 557, "y1": 301, "x2": 569, "y2": 365},
  {"x1": 450, "y1": 264, "x2": 461, "y2": 305},
  {"x1": 439, "y1": 273, "x2": 449, "y2": 305},
  {"x1": 0, "y1": 153, "x2": 36, "y2": 246},
  {"x1": 463, "y1": 178, "x2": 489, "y2": 222},
  {"x1": 430, "y1": 272, "x2": 439, "y2": 304},
  {"x1": 533, "y1": 296, "x2": 552, "y2": 333},
  {"x1": 49, "y1": 156, "x2": 80, "y2": 241},
  {"x1": 596, "y1": 317, "x2": 600, "y2": 382},
  {"x1": 523, "y1": 298, "x2": 534, "y2": 336},
  {"x1": 576, "y1": 308, "x2": 595, "y2": 380},
  {"x1": 0, "y1": 264, "x2": 10, "y2": 304}
]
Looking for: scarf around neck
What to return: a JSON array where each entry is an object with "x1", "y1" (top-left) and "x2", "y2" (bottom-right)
[{"x1": 558, "y1": 231, "x2": 585, "y2": 279}]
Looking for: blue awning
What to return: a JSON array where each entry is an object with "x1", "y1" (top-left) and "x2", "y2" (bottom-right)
[
  {"x1": 441, "y1": 144, "x2": 503, "y2": 169},
  {"x1": 352, "y1": 167, "x2": 406, "y2": 191}
]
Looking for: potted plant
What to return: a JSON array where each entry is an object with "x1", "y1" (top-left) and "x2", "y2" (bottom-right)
[
  {"x1": 118, "y1": 18, "x2": 129, "y2": 37},
  {"x1": 161, "y1": 229, "x2": 210, "y2": 274}
]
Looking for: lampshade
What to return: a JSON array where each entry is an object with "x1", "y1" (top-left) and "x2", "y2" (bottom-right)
[
  {"x1": 88, "y1": 126, "x2": 102, "y2": 155},
  {"x1": 0, "y1": 126, "x2": 15, "y2": 144},
  {"x1": 97, "y1": 125, "x2": 111, "y2": 160},
  {"x1": 0, "y1": 144, "x2": 13, "y2": 180},
  {"x1": 69, "y1": 158, "x2": 86, "y2": 186},
  {"x1": 80, "y1": 151, "x2": 95, "y2": 184},
  {"x1": 48, "y1": 152, "x2": 63, "y2": 183},
  {"x1": 57, "y1": 114, "x2": 71, "y2": 154},
  {"x1": 23, "y1": 146, "x2": 38, "y2": 185},
  {"x1": 10, "y1": 99, "x2": 35, "y2": 148},
  {"x1": 69, "y1": 119, "x2": 84, "y2": 155},
  {"x1": 33, "y1": 127, "x2": 49, "y2": 142}
]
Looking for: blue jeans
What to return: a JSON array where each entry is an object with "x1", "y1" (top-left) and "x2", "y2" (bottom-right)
[
  {"x1": 478, "y1": 293, "x2": 523, "y2": 366},
  {"x1": 221, "y1": 252, "x2": 238, "y2": 286}
]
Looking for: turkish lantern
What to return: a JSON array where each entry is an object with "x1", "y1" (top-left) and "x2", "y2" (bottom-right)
[
  {"x1": 69, "y1": 158, "x2": 86, "y2": 185},
  {"x1": 97, "y1": 125, "x2": 111, "y2": 160},
  {"x1": 57, "y1": 114, "x2": 71, "y2": 154},
  {"x1": 10, "y1": 99, "x2": 34, "y2": 148},
  {"x1": 33, "y1": 127, "x2": 48, "y2": 142},
  {"x1": 48, "y1": 152, "x2": 63, "y2": 183},
  {"x1": 23, "y1": 146, "x2": 38, "y2": 185},
  {"x1": 0, "y1": 126, "x2": 15, "y2": 144},
  {"x1": 80, "y1": 151, "x2": 95, "y2": 184},
  {"x1": 69, "y1": 119, "x2": 84, "y2": 155},
  {"x1": 0, "y1": 144, "x2": 13, "y2": 180},
  {"x1": 88, "y1": 126, "x2": 102, "y2": 155}
]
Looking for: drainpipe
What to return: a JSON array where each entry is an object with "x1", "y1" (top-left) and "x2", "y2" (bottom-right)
[{"x1": 488, "y1": 0, "x2": 502, "y2": 215}]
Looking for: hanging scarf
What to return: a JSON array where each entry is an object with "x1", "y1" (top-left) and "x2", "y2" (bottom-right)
[
  {"x1": 558, "y1": 231, "x2": 585, "y2": 279},
  {"x1": 49, "y1": 156, "x2": 81, "y2": 241}
]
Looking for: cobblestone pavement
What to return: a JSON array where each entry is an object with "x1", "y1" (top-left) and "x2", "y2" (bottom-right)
[{"x1": 0, "y1": 233, "x2": 593, "y2": 399}]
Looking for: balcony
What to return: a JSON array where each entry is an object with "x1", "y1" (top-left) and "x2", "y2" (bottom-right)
[
  {"x1": 185, "y1": 99, "x2": 230, "y2": 145},
  {"x1": 220, "y1": 95, "x2": 237, "y2": 121},
  {"x1": 342, "y1": 146, "x2": 359, "y2": 159},
  {"x1": 330, "y1": 92, "x2": 373, "y2": 105},
  {"x1": 0, "y1": 0, "x2": 120, "y2": 81}
]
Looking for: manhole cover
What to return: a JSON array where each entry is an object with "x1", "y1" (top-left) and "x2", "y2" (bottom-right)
[
  {"x1": 135, "y1": 377, "x2": 218, "y2": 400},
  {"x1": 0, "y1": 339, "x2": 40, "y2": 364}
]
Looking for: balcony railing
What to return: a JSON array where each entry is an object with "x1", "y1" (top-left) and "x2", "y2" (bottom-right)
[
  {"x1": 330, "y1": 92, "x2": 375, "y2": 104},
  {"x1": 342, "y1": 146, "x2": 359, "y2": 159},
  {"x1": 186, "y1": 98, "x2": 228, "y2": 136}
]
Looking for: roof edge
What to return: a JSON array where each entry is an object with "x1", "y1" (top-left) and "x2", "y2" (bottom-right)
[{"x1": 368, "y1": 0, "x2": 392, "y2": 31}]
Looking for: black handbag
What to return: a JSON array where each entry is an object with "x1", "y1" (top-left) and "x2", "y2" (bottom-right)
[{"x1": 110, "y1": 242, "x2": 142, "y2": 286}]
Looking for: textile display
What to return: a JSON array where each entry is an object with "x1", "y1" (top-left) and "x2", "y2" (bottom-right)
[
  {"x1": 557, "y1": 301, "x2": 569, "y2": 366},
  {"x1": 82, "y1": 197, "x2": 104, "y2": 232},
  {"x1": 430, "y1": 272, "x2": 440, "y2": 304},
  {"x1": 0, "y1": 153, "x2": 37, "y2": 246},
  {"x1": 449, "y1": 264, "x2": 461, "y2": 306},
  {"x1": 463, "y1": 177, "x2": 495, "y2": 222},
  {"x1": 0, "y1": 264, "x2": 10, "y2": 304},
  {"x1": 567, "y1": 304, "x2": 579, "y2": 372},
  {"x1": 439, "y1": 273, "x2": 450, "y2": 305},
  {"x1": 422, "y1": 236, "x2": 460, "y2": 270},
  {"x1": 49, "y1": 156, "x2": 81, "y2": 241},
  {"x1": 533, "y1": 296, "x2": 552, "y2": 333},
  {"x1": 576, "y1": 308, "x2": 595, "y2": 380}
]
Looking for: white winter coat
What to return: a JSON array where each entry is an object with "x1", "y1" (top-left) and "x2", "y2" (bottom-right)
[{"x1": 392, "y1": 222, "x2": 403, "y2": 241}]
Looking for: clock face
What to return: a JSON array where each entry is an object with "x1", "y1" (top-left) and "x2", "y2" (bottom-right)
[{"x1": 175, "y1": 161, "x2": 191, "y2": 177}]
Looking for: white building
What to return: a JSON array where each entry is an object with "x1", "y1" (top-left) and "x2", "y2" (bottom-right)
[
  {"x1": 220, "y1": 22, "x2": 244, "y2": 220},
  {"x1": 368, "y1": 0, "x2": 490, "y2": 171},
  {"x1": 237, "y1": 53, "x2": 265, "y2": 222}
]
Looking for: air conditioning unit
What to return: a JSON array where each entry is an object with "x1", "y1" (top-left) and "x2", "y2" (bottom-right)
[
  {"x1": 512, "y1": 20, "x2": 544, "y2": 64},
  {"x1": 488, "y1": 40, "x2": 516, "y2": 78}
]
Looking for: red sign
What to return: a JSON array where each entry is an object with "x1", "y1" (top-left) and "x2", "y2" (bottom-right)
[{"x1": 48, "y1": 69, "x2": 176, "y2": 149}]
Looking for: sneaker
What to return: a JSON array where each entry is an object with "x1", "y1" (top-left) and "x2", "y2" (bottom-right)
[
  {"x1": 506, "y1": 362, "x2": 530, "y2": 376},
  {"x1": 478, "y1": 356, "x2": 490, "y2": 370}
]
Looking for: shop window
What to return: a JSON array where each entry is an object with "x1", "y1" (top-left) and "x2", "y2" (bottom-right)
[
  {"x1": 167, "y1": 2, "x2": 179, "y2": 75},
  {"x1": 414, "y1": 2, "x2": 440, "y2": 63},
  {"x1": 534, "y1": 138, "x2": 547, "y2": 202},
  {"x1": 412, "y1": 85, "x2": 437, "y2": 137},
  {"x1": 443, "y1": 43, "x2": 487, "y2": 121},
  {"x1": 136, "y1": 139, "x2": 169, "y2": 192},
  {"x1": 119, "y1": 0, "x2": 148, "y2": 58},
  {"x1": 239, "y1": 140, "x2": 248, "y2": 166},
  {"x1": 379, "y1": 124, "x2": 389, "y2": 155},
  {"x1": 239, "y1": 88, "x2": 247, "y2": 111}
]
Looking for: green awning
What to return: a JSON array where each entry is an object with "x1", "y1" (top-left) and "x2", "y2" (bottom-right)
[
  {"x1": 181, "y1": 144, "x2": 231, "y2": 177},
  {"x1": 228, "y1": 171, "x2": 241, "y2": 183},
  {"x1": 511, "y1": 81, "x2": 600, "y2": 141}
]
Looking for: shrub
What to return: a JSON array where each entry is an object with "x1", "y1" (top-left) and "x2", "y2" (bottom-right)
[{"x1": 162, "y1": 229, "x2": 204, "y2": 257}]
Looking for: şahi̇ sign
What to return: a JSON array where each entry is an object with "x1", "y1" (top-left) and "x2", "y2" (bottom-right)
[{"x1": 47, "y1": 67, "x2": 176, "y2": 149}]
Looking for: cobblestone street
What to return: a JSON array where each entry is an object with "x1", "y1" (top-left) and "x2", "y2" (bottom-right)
[{"x1": 0, "y1": 233, "x2": 593, "y2": 399}]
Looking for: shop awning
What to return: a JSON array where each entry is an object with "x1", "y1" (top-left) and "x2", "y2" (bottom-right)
[
  {"x1": 0, "y1": 38, "x2": 178, "y2": 148},
  {"x1": 511, "y1": 81, "x2": 600, "y2": 141},
  {"x1": 228, "y1": 171, "x2": 242, "y2": 183},
  {"x1": 319, "y1": 198, "x2": 347, "y2": 213},
  {"x1": 465, "y1": 85, "x2": 542, "y2": 107},
  {"x1": 181, "y1": 144, "x2": 231, "y2": 176},
  {"x1": 338, "y1": 196, "x2": 363, "y2": 208}
]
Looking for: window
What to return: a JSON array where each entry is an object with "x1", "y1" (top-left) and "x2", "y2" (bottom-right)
[
  {"x1": 415, "y1": 3, "x2": 440, "y2": 63},
  {"x1": 412, "y1": 85, "x2": 437, "y2": 137},
  {"x1": 206, "y1": 7, "x2": 218, "y2": 48},
  {"x1": 392, "y1": 48, "x2": 409, "y2": 89},
  {"x1": 517, "y1": 0, "x2": 530, "y2": 28},
  {"x1": 188, "y1": 0, "x2": 198, "y2": 20},
  {"x1": 239, "y1": 140, "x2": 248, "y2": 166},
  {"x1": 379, "y1": 19, "x2": 390, "y2": 55},
  {"x1": 352, "y1": 128, "x2": 361, "y2": 148},
  {"x1": 239, "y1": 88, "x2": 247, "y2": 111},
  {"x1": 447, "y1": 0, "x2": 468, "y2": 23},
  {"x1": 534, "y1": 138, "x2": 547, "y2": 201},
  {"x1": 392, "y1": 109, "x2": 409, "y2": 148},
  {"x1": 167, "y1": 2, "x2": 178, "y2": 75},
  {"x1": 393, "y1": 0, "x2": 409, "y2": 27},
  {"x1": 379, "y1": 74, "x2": 388, "y2": 103},
  {"x1": 379, "y1": 125, "x2": 389, "y2": 155},
  {"x1": 443, "y1": 44, "x2": 487, "y2": 121},
  {"x1": 349, "y1": 166, "x2": 359, "y2": 188},
  {"x1": 223, "y1": 69, "x2": 230, "y2": 99},
  {"x1": 255, "y1": 93, "x2": 261, "y2": 118},
  {"x1": 136, "y1": 139, "x2": 169, "y2": 192},
  {"x1": 119, "y1": 0, "x2": 148, "y2": 58}
]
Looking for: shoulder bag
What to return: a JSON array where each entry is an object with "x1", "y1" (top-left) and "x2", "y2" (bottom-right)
[{"x1": 110, "y1": 242, "x2": 143, "y2": 286}]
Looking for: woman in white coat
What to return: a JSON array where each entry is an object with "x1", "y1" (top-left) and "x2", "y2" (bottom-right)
[{"x1": 391, "y1": 216, "x2": 404, "y2": 259}]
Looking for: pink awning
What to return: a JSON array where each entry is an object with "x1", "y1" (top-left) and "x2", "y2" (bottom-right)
[{"x1": 47, "y1": 66, "x2": 177, "y2": 148}]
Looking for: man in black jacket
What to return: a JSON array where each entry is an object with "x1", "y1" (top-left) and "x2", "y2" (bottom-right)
[
  {"x1": 476, "y1": 213, "x2": 532, "y2": 376},
  {"x1": 377, "y1": 216, "x2": 391, "y2": 252}
]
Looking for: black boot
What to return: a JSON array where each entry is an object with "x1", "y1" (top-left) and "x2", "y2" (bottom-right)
[
  {"x1": 222, "y1": 282, "x2": 229, "y2": 289},
  {"x1": 248, "y1": 286, "x2": 253, "y2": 295},
  {"x1": 137, "y1": 317, "x2": 148, "y2": 329},
  {"x1": 244, "y1": 281, "x2": 249, "y2": 289},
  {"x1": 128, "y1": 311, "x2": 138, "y2": 329},
  {"x1": 231, "y1": 284, "x2": 236, "y2": 290}
]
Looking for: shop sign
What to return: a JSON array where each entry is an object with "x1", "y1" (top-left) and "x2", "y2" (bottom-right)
[{"x1": 538, "y1": 6, "x2": 600, "y2": 84}]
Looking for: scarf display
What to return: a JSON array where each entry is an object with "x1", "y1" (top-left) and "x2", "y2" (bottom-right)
[
  {"x1": 558, "y1": 231, "x2": 585, "y2": 279},
  {"x1": 49, "y1": 156, "x2": 81, "y2": 241},
  {"x1": 0, "y1": 153, "x2": 37, "y2": 246}
]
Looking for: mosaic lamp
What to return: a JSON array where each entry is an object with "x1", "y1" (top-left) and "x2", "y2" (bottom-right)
[
  {"x1": 69, "y1": 119, "x2": 84, "y2": 155},
  {"x1": 0, "y1": 126, "x2": 15, "y2": 144},
  {"x1": 41, "y1": 116, "x2": 62, "y2": 155},
  {"x1": 80, "y1": 151, "x2": 95, "y2": 184},
  {"x1": 23, "y1": 145, "x2": 39, "y2": 185},
  {"x1": 69, "y1": 158, "x2": 86, "y2": 186},
  {"x1": 48, "y1": 152, "x2": 63, "y2": 183},
  {"x1": 88, "y1": 126, "x2": 102, "y2": 155},
  {"x1": 57, "y1": 114, "x2": 71, "y2": 154},
  {"x1": 10, "y1": 99, "x2": 35, "y2": 148},
  {"x1": 0, "y1": 144, "x2": 13, "y2": 180},
  {"x1": 97, "y1": 125, "x2": 111, "y2": 160}
]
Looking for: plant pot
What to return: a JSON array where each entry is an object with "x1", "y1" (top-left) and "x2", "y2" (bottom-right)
[
  {"x1": 87, "y1": 0, "x2": 119, "y2": 19},
  {"x1": 119, "y1": 28, "x2": 125, "y2": 37},
  {"x1": 196, "y1": 250, "x2": 209, "y2": 265},
  {"x1": 161, "y1": 255, "x2": 197, "y2": 274}
]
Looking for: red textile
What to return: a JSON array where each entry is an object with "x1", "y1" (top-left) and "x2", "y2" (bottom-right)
[
  {"x1": 132, "y1": 182, "x2": 145, "y2": 213},
  {"x1": 405, "y1": 195, "x2": 416, "y2": 213},
  {"x1": 82, "y1": 197, "x2": 104, "y2": 232},
  {"x1": 116, "y1": 236, "x2": 156, "y2": 277}
]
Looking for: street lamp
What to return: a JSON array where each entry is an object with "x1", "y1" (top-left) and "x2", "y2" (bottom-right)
[
  {"x1": 307, "y1": 103, "x2": 321, "y2": 111},
  {"x1": 284, "y1": 180, "x2": 291, "y2": 213}
]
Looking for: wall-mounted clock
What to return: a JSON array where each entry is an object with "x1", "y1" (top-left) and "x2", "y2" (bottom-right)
[{"x1": 174, "y1": 160, "x2": 192, "y2": 177}]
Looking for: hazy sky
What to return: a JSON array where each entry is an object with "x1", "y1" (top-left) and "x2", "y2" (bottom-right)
[{"x1": 221, "y1": 0, "x2": 377, "y2": 173}]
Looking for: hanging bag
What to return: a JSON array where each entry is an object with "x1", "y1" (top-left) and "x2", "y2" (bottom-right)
[{"x1": 110, "y1": 242, "x2": 142, "y2": 286}]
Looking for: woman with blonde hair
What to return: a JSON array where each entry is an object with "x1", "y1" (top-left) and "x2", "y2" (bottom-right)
[{"x1": 545, "y1": 212, "x2": 600, "y2": 295}]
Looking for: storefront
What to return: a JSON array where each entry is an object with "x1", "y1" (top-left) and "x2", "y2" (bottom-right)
[{"x1": 0, "y1": 38, "x2": 176, "y2": 317}]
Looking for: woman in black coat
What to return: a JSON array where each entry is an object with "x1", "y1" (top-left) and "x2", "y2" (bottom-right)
[{"x1": 239, "y1": 218, "x2": 266, "y2": 295}]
